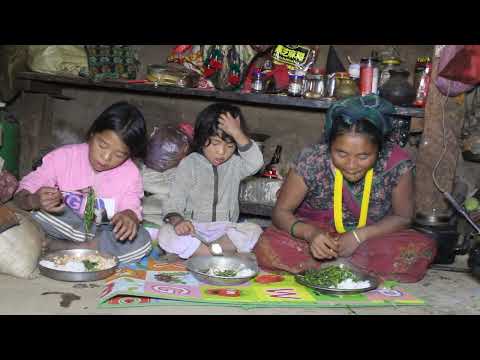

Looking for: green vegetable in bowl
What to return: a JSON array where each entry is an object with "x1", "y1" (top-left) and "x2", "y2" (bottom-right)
[
  {"x1": 302, "y1": 265, "x2": 359, "y2": 288},
  {"x1": 82, "y1": 260, "x2": 99, "y2": 271},
  {"x1": 214, "y1": 269, "x2": 238, "y2": 277}
]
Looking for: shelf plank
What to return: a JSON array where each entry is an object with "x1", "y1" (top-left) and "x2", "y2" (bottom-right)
[{"x1": 15, "y1": 71, "x2": 425, "y2": 117}]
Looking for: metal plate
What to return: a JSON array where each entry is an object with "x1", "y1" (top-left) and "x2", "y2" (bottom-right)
[
  {"x1": 295, "y1": 266, "x2": 379, "y2": 295},
  {"x1": 39, "y1": 249, "x2": 118, "y2": 282},
  {"x1": 186, "y1": 255, "x2": 259, "y2": 286}
]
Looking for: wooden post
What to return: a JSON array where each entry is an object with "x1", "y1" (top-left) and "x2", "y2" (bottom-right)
[{"x1": 414, "y1": 45, "x2": 465, "y2": 215}]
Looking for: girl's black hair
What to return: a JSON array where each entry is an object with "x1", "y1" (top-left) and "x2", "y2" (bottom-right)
[
  {"x1": 327, "y1": 116, "x2": 384, "y2": 152},
  {"x1": 86, "y1": 101, "x2": 147, "y2": 158},
  {"x1": 191, "y1": 103, "x2": 249, "y2": 154}
]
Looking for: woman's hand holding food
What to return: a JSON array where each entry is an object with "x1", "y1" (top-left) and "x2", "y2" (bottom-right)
[
  {"x1": 306, "y1": 229, "x2": 339, "y2": 260},
  {"x1": 337, "y1": 231, "x2": 361, "y2": 257}
]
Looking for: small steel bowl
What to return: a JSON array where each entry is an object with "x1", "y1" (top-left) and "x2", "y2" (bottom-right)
[
  {"x1": 39, "y1": 249, "x2": 118, "y2": 282},
  {"x1": 186, "y1": 255, "x2": 259, "y2": 286}
]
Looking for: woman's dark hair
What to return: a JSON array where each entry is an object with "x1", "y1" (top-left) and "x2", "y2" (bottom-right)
[
  {"x1": 86, "y1": 101, "x2": 147, "y2": 158},
  {"x1": 327, "y1": 116, "x2": 384, "y2": 152},
  {"x1": 191, "y1": 103, "x2": 249, "y2": 154}
]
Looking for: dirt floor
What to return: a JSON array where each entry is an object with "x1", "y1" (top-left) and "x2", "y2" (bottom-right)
[{"x1": 0, "y1": 254, "x2": 478, "y2": 315}]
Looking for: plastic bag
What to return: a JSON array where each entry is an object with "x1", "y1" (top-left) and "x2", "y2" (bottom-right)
[
  {"x1": 439, "y1": 45, "x2": 480, "y2": 85},
  {"x1": 85, "y1": 45, "x2": 139, "y2": 81},
  {"x1": 0, "y1": 206, "x2": 44, "y2": 279},
  {"x1": 144, "y1": 124, "x2": 192, "y2": 172},
  {"x1": 202, "y1": 45, "x2": 256, "y2": 90},
  {"x1": 242, "y1": 46, "x2": 289, "y2": 92},
  {"x1": 435, "y1": 45, "x2": 474, "y2": 97},
  {"x1": 271, "y1": 45, "x2": 316, "y2": 72},
  {"x1": 27, "y1": 45, "x2": 88, "y2": 76}
]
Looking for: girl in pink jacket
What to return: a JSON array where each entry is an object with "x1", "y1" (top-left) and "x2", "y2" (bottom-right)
[{"x1": 14, "y1": 101, "x2": 152, "y2": 264}]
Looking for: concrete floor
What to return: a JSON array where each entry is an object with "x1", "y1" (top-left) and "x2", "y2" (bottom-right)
[{"x1": 0, "y1": 254, "x2": 478, "y2": 315}]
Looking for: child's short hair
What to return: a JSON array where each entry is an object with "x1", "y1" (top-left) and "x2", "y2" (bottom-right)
[
  {"x1": 192, "y1": 103, "x2": 249, "y2": 154},
  {"x1": 86, "y1": 101, "x2": 147, "y2": 158}
]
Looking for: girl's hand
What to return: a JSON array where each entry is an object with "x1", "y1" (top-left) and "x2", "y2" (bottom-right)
[
  {"x1": 306, "y1": 230, "x2": 339, "y2": 260},
  {"x1": 111, "y1": 210, "x2": 139, "y2": 241},
  {"x1": 35, "y1": 186, "x2": 65, "y2": 213},
  {"x1": 218, "y1": 112, "x2": 249, "y2": 146},
  {"x1": 174, "y1": 220, "x2": 195, "y2": 236},
  {"x1": 337, "y1": 231, "x2": 361, "y2": 257}
]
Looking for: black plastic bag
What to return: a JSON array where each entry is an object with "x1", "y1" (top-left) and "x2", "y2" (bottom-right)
[{"x1": 144, "y1": 125, "x2": 191, "y2": 172}]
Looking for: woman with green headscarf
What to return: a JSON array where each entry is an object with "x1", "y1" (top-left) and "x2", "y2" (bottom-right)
[{"x1": 254, "y1": 95, "x2": 437, "y2": 283}]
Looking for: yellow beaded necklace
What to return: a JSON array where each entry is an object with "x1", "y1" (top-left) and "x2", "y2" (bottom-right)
[{"x1": 333, "y1": 168, "x2": 374, "y2": 233}]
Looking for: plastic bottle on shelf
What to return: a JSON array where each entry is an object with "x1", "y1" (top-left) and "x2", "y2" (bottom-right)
[{"x1": 360, "y1": 57, "x2": 380, "y2": 96}]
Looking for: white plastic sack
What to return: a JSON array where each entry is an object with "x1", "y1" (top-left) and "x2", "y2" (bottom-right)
[
  {"x1": 27, "y1": 45, "x2": 88, "y2": 76},
  {"x1": 0, "y1": 207, "x2": 44, "y2": 279}
]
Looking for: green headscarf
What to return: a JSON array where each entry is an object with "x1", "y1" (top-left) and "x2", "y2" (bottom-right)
[{"x1": 324, "y1": 94, "x2": 395, "y2": 140}]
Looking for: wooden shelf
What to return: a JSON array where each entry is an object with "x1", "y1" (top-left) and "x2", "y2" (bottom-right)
[{"x1": 15, "y1": 71, "x2": 425, "y2": 118}]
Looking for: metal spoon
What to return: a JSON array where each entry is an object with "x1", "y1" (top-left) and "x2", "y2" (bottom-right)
[{"x1": 193, "y1": 231, "x2": 224, "y2": 256}]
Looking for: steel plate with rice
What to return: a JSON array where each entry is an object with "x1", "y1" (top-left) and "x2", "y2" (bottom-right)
[
  {"x1": 39, "y1": 249, "x2": 118, "y2": 282},
  {"x1": 295, "y1": 263, "x2": 379, "y2": 295}
]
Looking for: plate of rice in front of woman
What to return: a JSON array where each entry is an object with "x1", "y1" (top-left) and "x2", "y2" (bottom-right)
[{"x1": 295, "y1": 263, "x2": 379, "y2": 295}]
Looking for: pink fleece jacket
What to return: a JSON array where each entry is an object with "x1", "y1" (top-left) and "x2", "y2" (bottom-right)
[{"x1": 17, "y1": 143, "x2": 143, "y2": 220}]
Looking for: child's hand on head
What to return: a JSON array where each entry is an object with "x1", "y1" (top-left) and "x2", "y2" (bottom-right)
[
  {"x1": 218, "y1": 112, "x2": 244, "y2": 139},
  {"x1": 174, "y1": 220, "x2": 195, "y2": 236},
  {"x1": 35, "y1": 186, "x2": 65, "y2": 213},
  {"x1": 111, "y1": 210, "x2": 139, "y2": 241}
]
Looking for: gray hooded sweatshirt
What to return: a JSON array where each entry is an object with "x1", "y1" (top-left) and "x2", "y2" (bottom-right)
[{"x1": 164, "y1": 141, "x2": 264, "y2": 223}]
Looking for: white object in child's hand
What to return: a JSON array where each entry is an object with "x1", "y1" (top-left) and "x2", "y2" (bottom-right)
[
  {"x1": 210, "y1": 243, "x2": 223, "y2": 255},
  {"x1": 193, "y1": 230, "x2": 224, "y2": 256},
  {"x1": 94, "y1": 208, "x2": 104, "y2": 224}
]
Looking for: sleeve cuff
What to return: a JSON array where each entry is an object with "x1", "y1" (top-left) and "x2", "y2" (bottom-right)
[
  {"x1": 237, "y1": 140, "x2": 253, "y2": 152},
  {"x1": 163, "y1": 212, "x2": 184, "y2": 223}
]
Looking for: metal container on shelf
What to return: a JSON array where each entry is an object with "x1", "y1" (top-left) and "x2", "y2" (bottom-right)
[
  {"x1": 334, "y1": 72, "x2": 359, "y2": 99},
  {"x1": 326, "y1": 73, "x2": 337, "y2": 97},
  {"x1": 379, "y1": 57, "x2": 402, "y2": 89},
  {"x1": 304, "y1": 68, "x2": 326, "y2": 99},
  {"x1": 146, "y1": 64, "x2": 199, "y2": 88}
]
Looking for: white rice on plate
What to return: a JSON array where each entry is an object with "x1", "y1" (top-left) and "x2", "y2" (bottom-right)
[{"x1": 39, "y1": 254, "x2": 116, "y2": 272}]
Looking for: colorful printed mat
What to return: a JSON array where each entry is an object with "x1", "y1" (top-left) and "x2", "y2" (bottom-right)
[{"x1": 97, "y1": 247, "x2": 426, "y2": 309}]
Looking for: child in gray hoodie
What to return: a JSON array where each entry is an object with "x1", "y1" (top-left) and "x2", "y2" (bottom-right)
[{"x1": 158, "y1": 103, "x2": 264, "y2": 258}]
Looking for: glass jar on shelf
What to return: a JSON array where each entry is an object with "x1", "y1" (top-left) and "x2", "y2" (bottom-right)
[
  {"x1": 335, "y1": 72, "x2": 359, "y2": 99},
  {"x1": 288, "y1": 70, "x2": 306, "y2": 97},
  {"x1": 251, "y1": 70, "x2": 264, "y2": 93}
]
